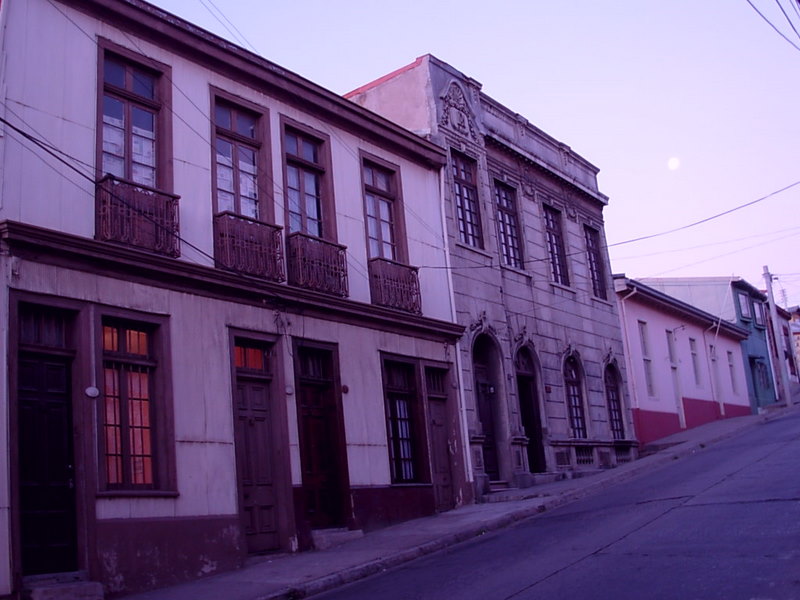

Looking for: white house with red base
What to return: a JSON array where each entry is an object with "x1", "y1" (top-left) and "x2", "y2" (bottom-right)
[{"x1": 614, "y1": 276, "x2": 750, "y2": 445}]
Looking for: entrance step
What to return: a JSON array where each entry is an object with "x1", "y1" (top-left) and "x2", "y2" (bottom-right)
[
  {"x1": 488, "y1": 480, "x2": 513, "y2": 492},
  {"x1": 311, "y1": 527, "x2": 364, "y2": 550},
  {"x1": 25, "y1": 580, "x2": 103, "y2": 600}
]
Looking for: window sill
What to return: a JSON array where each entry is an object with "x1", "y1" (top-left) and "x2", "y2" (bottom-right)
[
  {"x1": 500, "y1": 264, "x2": 532, "y2": 280},
  {"x1": 389, "y1": 482, "x2": 433, "y2": 488},
  {"x1": 453, "y1": 241, "x2": 494, "y2": 261},
  {"x1": 97, "y1": 489, "x2": 179, "y2": 499},
  {"x1": 590, "y1": 295, "x2": 614, "y2": 307},
  {"x1": 549, "y1": 282, "x2": 575, "y2": 295}
]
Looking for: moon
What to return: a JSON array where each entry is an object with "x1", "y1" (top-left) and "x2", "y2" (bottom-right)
[{"x1": 667, "y1": 157, "x2": 680, "y2": 170}]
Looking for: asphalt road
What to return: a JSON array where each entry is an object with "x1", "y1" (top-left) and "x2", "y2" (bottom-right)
[{"x1": 318, "y1": 411, "x2": 800, "y2": 600}]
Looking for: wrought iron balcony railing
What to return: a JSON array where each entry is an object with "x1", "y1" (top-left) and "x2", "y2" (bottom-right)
[
  {"x1": 213, "y1": 212, "x2": 285, "y2": 282},
  {"x1": 96, "y1": 175, "x2": 180, "y2": 257},
  {"x1": 368, "y1": 257, "x2": 422, "y2": 314},
  {"x1": 286, "y1": 232, "x2": 348, "y2": 297}
]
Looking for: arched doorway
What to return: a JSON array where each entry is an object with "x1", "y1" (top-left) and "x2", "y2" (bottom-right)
[
  {"x1": 604, "y1": 364, "x2": 625, "y2": 440},
  {"x1": 515, "y1": 347, "x2": 546, "y2": 473},
  {"x1": 473, "y1": 334, "x2": 502, "y2": 481}
]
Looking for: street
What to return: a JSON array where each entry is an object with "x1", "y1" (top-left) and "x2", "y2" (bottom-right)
[{"x1": 318, "y1": 411, "x2": 800, "y2": 600}]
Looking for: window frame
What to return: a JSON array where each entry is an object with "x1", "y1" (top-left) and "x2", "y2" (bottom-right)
[
  {"x1": 604, "y1": 365, "x2": 625, "y2": 440},
  {"x1": 451, "y1": 150, "x2": 483, "y2": 249},
  {"x1": 96, "y1": 38, "x2": 173, "y2": 192},
  {"x1": 753, "y1": 301, "x2": 766, "y2": 327},
  {"x1": 494, "y1": 179, "x2": 523, "y2": 269},
  {"x1": 95, "y1": 309, "x2": 176, "y2": 495},
  {"x1": 584, "y1": 225, "x2": 607, "y2": 299},
  {"x1": 689, "y1": 337, "x2": 702, "y2": 386},
  {"x1": 738, "y1": 292, "x2": 752, "y2": 320},
  {"x1": 564, "y1": 356, "x2": 588, "y2": 439},
  {"x1": 280, "y1": 116, "x2": 336, "y2": 241},
  {"x1": 360, "y1": 151, "x2": 408, "y2": 263},
  {"x1": 380, "y1": 356, "x2": 430, "y2": 485},
  {"x1": 638, "y1": 321, "x2": 654, "y2": 396},
  {"x1": 210, "y1": 88, "x2": 273, "y2": 223},
  {"x1": 727, "y1": 350, "x2": 739, "y2": 394},
  {"x1": 543, "y1": 204, "x2": 570, "y2": 287}
]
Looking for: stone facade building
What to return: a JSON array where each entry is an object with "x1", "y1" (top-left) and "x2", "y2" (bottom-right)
[{"x1": 348, "y1": 55, "x2": 637, "y2": 495}]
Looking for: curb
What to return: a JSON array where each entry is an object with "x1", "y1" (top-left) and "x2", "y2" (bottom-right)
[{"x1": 246, "y1": 406, "x2": 800, "y2": 600}]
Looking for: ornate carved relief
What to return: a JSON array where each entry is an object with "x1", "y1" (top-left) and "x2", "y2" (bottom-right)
[{"x1": 440, "y1": 82, "x2": 478, "y2": 141}]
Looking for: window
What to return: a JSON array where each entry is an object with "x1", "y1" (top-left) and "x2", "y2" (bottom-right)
[
  {"x1": 754, "y1": 301, "x2": 766, "y2": 327},
  {"x1": 363, "y1": 161, "x2": 400, "y2": 260},
  {"x1": 738, "y1": 292, "x2": 752, "y2": 320},
  {"x1": 494, "y1": 181, "x2": 522, "y2": 268},
  {"x1": 214, "y1": 100, "x2": 261, "y2": 219},
  {"x1": 709, "y1": 344, "x2": 720, "y2": 395},
  {"x1": 689, "y1": 337, "x2": 702, "y2": 385},
  {"x1": 101, "y1": 319, "x2": 160, "y2": 489},
  {"x1": 451, "y1": 151, "x2": 482, "y2": 248},
  {"x1": 101, "y1": 52, "x2": 163, "y2": 188},
  {"x1": 604, "y1": 366, "x2": 625, "y2": 440},
  {"x1": 284, "y1": 126, "x2": 327, "y2": 237},
  {"x1": 639, "y1": 321, "x2": 654, "y2": 396},
  {"x1": 544, "y1": 205, "x2": 570, "y2": 286},
  {"x1": 584, "y1": 226, "x2": 607, "y2": 299},
  {"x1": 383, "y1": 360, "x2": 422, "y2": 483},
  {"x1": 727, "y1": 350, "x2": 738, "y2": 394},
  {"x1": 564, "y1": 356, "x2": 587, "y2": 438}
]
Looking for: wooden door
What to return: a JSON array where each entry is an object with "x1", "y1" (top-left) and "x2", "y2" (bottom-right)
[
  {"x1": 474, "y1": 366, "x2": 500, "y2": 480},
  {"x1": 18, "y1": 352, "x2": 78, "y2": 575},
  {"x1": 296, "y1": 346, "x2": 347, "y2": 529},
  {"x1": 517, "y1": 374, "x2": 546, "y2": 473},
  {"x1": 426, "y1": 367, "x2": 454, "y2": 512},
  {"x1": 234, "y1": 377, "x2": 278, "y2": 553}
]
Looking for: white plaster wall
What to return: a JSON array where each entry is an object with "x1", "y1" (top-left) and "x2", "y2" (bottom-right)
[{"x1": 1, "y1": 0, "x2": 454, "y2": 324}]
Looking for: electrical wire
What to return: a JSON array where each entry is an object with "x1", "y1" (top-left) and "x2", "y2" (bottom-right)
[
  {"x1": 744, "y1": 0, "x2": 800, "y2": 52},
  {"x1": 773, "y1": 0, "x2": 800, "y2": 42}
]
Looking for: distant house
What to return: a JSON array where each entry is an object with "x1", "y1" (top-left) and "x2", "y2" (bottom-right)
[
  {"x1": 639, "y1": 277, "x2": 778, "y2": 412},
  {"x1": 348, "y1": 55, "x2": 637, "y2": 494},
  {"x1": 0, "y1": 0, "x2": 470, "y2": 596},
  {"x1": 789, "y1": 306, "x2": 800, "y2": 379},
  {"x1": 614, "y1": 276, "x2": 750, "y2": 445}
]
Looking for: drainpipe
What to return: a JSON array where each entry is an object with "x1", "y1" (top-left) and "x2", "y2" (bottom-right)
[{"x1": 617, "y1": 283, "x2": 640, "y2": 419}]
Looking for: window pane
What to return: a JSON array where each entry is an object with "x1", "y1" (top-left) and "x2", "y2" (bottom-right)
[
  {"x1": 236, "y1": 112, "x2": 257, "y2": 138},
  {"x1": 241, "y1": 196, "x2": 258, "y2": 219},
  {"x1": 132, "y1": 69, "x2": 155, "y2": 100},
  {"x1": 102, "y1": 124, "x2": 125, "y2": 157},
  {"x1": 104, "y1": 57, "x2": 125, "y2": 87},
  {"x1": 132, "y1": 163, "x2": 156, "y2": 187},
  {"x1": 240, "y1": 172, "x2": 257, "y2": 201},
  {"x1": 132, "y1": 107, "x2": 155, "y2": 137},
  {"x1": 238, "y1": 147, "x2": 257, "y2": 175},
  {"x1": 285, "y1": 132, "x2": 297, "y2": 155},
  {"x1": 301, "y1": 139, "x2": 318, "y2": 163},
  {"x1": 103, "y1": 95, "x2": 125, "y2": 126},
  {"x1": 215, "y1": 104, "x2": 232, "y2": 130},
  {"x1": 217, "y1": 164, "x2": 234, "y2": 192},
  {"x1": 133, "y1": 135, "x2": 155, "y2": 167},
  {"x1": 215, "y1": 138, "x2": 233, "y2": 166},
  {"x1": 102, "y1": 154, "x2": 125, "y2": 178},
  {"x1": 218, "y1": 190, "x2": 235, "y2": 213}
]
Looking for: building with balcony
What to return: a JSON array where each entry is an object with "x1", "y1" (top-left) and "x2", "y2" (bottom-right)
[
  {"x1": 348, "y1": 55, "x2": 637, "y2": 496},
  {"x1": 614, "y1": 276, "x2": 750, "y2": 445},
  {"x1": 0, "y1": 1, "x2": 469, "y2": 596}
]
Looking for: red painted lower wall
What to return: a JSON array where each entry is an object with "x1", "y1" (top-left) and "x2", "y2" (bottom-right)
[
  {"x1": 723, "y1": 402, "x2": 753, "y2": 417},
  {"x1": 351, "y1": 485, "x2": 436, "y2": 532},
  {"x1": 94, "y1": 515, "x2": 243, "y2": 597},
  {"x1": 632, "y1": 408, "x2": 682, "y2": 445},
  {"x1": 682, "y1": 397, "x2": 721, "y2": 429}
]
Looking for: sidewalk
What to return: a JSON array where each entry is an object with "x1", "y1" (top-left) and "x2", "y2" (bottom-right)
[{"x1": 125, "y1": 403, "x2": 800, "y2": 600}]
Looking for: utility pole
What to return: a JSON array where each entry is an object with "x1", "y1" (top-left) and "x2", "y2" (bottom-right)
[{"x1": 763, "y1": 265, "x2": 792, "y2": 405}]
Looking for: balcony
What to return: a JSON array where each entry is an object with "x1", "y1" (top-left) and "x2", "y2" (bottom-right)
[
  {"x1": 286, "y1": 232, "x2": 348, "y2": 297},
  {"x1": 96, "y1": 175, "x2": 180, "y2": 257},
  {"x1": 368, "y1": 257, "x2": 422, "y2": 314},
  {"x1": 214, "y1": 212, "x2": 285, "y2": 282}
]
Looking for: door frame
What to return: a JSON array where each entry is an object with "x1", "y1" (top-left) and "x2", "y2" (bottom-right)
[
  {"x1": 8, "y1": 293, "x2": 93, "y2": 587},
  {"x1": 227, "y1": 328, "x2": 293, "y2": 555},
  {"x1": 292, "y1": 338, "x2": 350, "y2": 530}
]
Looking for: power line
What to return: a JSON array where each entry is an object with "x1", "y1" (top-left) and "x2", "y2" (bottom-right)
[
  {"x1": 607, "y1": 178, "x2": 800, "y2": 247},
  {"x1": 744, "y1": 0, "x2": 800, "y2": 52},
  {"x1": 773, "y1": 0, "x2": 800, "y2": 42}
]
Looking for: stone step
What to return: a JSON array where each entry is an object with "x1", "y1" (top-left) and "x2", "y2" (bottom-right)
[
  {"x1": 25, "y1": 581, "x2": 104, "y2": 600},
  {"x1": 311, "y1": 527, "x2": 364, "y2": 551}
]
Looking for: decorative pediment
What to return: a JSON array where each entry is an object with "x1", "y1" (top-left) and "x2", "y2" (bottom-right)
[{"x1": 440, "y1": 82, "x2": 478, "y2": 141}]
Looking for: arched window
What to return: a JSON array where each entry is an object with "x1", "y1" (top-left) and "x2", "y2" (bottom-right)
[
  {"x1": 564, "y1": 356, "x2": 587, "y2": 438},
  {"x1": 604, "y1": 365, "x2": 625, "y2": 440}
]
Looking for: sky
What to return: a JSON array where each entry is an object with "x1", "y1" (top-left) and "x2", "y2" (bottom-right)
[{"x1": 150, "y1": 0, "x2": 800, "y2": 308}]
